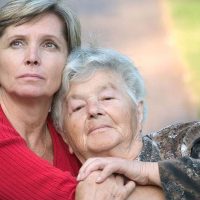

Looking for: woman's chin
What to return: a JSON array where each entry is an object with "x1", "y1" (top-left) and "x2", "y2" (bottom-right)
[
  {"x1": 86, "y1": 132, "x2": 121, "y2": 154},
  {"x1": 9, "y1": 89, "x2": 53, "y2": 99}
]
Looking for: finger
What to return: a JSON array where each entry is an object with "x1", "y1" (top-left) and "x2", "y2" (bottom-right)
[
  {"x1": 79, "y1": 158, "x2": 100, "y2": 174},
  {"x1": 96, "y1": 158, "x2": 130, "y2": 183},
  {"x1": 112, "y1": 179, "x2": 136, "y2": 199},
  {"x1": 77, "y1": 158, "x2": 107, "y2": 181},
  {"x1": 96, "y1": 164, "x2": 119, "y2": 183},
  {"x1": 115, "y1": 175, "x2": 124, "y2": 185},
  {"x1": 124, "y1": 181, "x2": 136, "y2": 197}
]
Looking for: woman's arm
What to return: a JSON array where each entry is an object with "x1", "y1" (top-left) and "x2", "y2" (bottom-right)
[
  {"x1": 151, "y1": 121, "x2": 200, "y2": 199},
  {"x1": 0, "y1": 135, "x2": 136, "y2": 200},
  {"x1": 158, "y1": 157, "x2": 200, "y2": 200},
  {"x1": 77, "y1": 156, "x2": 200, "y2": 199},
  {"x1": 77, "y1": 157, "x2": 161, "y2": 186},
  {"x1": 0, "y1": 135, "x2": 77, "y2": 200},
  {"x1": 127, "y1": 185, "x2": 165, "y2": 200}
]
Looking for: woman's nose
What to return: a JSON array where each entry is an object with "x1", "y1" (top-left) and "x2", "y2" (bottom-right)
[
  {"x1": 24, "y1": 46, "x2": 41, "y2": 67},
  {"x1": 87, "y1": 101, "x2": 104, "y2": 119}
]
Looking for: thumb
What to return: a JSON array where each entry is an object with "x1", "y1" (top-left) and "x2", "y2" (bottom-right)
[{"x1": 123, "y1": 181, "x2": 136, "y2": 198}]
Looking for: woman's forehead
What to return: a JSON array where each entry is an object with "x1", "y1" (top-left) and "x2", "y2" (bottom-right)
[
  {"x1": 65, "y1": 74, "x2": 131, "y2": 105},
  {"x1": 4, "y1": 12, "x2": 64, "y2": 34}
]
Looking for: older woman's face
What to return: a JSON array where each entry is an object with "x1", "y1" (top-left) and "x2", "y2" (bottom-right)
[
  {"x1": 0, "y1": 13, "x2": 68, "y2": 98},
  {"x1": 64, "y1": 70, "x2": 143, "y2": 162}
]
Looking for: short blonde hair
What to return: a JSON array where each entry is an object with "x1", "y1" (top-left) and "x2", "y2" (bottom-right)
[{"x1": 0, "y1": 0, "x2": 81, "y2": 52}]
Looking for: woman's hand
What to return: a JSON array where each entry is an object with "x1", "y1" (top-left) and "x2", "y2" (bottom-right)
[
  {"x1": 77, "y1": 157, "x2": 161, "y2": 186},
  {"x1": 76, "y1": 171, "x2": 136, "y2": 200}
]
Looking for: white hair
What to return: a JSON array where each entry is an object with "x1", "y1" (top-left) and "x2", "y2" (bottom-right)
[{"x1": 52, "y1": 47, "x2": 147, "y2": 134}]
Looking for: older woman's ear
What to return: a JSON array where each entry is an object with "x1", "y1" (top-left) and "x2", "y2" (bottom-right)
[
  {"x1": 136, "y1": 101, "x2": 144, "y2": 134},
  {"x1": 62, "y1": 132, "x2": 74, "y2": 154},
  {"x1": 137, "y1": 101, "x2": 144, "y2": 124},
  {"x1": 68, "y1": 145, "x2": 74, "y2": 154},
  {"x1": 65, "y1": 139, "x2": 74, "y2": 154}
]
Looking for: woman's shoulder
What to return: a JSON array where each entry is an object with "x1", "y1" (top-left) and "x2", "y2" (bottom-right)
[
  {"x1": 149, "y1": 121, "x2": 200, "y2": 159},
  {"x1": 0, "y1": 104, "x2": 21, "y2": 139}
]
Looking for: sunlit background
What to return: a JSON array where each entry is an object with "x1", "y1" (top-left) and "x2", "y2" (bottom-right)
[
  {"x1": 68, "y1": 0, "x2": 200, "y2": 133},
  {"x1": 1, "y1": 0, "x2": 199, "y2": 133}
]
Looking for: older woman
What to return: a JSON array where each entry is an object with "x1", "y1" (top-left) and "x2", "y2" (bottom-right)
[
  {"x1": 53, "y1": 47, "x2": 200, "y2": 200},
  {"x1": 0, "y1": 1, "x2": 136, "y2": 199}
]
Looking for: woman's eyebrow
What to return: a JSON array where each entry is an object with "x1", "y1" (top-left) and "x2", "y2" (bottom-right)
[
  {"x1": 6, "y1": 33, "x2": 62, "y2": 42},
  {"x1": 99, "y1": 83, "x2": 117, "y2": 92},
  {"x1": 5, "y1": 34, "x2": 26, "y2": 40},
  {"x1": 67, "y1": 94, "x2": 84, "y2": 101},
  {"x1": 67, "y1": 84, "x2": 116, "y2": 99},
  {"x1": 40, "y1": 34, "x2": 63, "y2": 42}
]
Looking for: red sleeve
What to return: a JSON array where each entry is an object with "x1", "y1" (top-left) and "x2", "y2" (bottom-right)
[{"x1": 0, "y1": 132, "x2": 77, "y2": 200}]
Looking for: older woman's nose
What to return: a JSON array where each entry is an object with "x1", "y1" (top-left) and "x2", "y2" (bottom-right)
[
  {"x1": 24, "y1": 46, "x2": 41, "y2": 67},
  {"x1": 87, "y1": 101, "x2": 104, "y2": 119}
]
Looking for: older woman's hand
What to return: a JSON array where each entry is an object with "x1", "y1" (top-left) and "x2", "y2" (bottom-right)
[
  {"x1": 77, "y1": 157, "x2": 161, "y2": 187},
  {"x1": 76, "y1": 171, "x2": 136, "y2": 200}
]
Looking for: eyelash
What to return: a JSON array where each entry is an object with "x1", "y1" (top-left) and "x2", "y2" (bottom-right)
[
  {"x1": 102, "y1": 97, "x2": 114, "y2": 101},
  {"x1": 9, "y1": 39, "x2": 59, "y2": 49},
  {"x1": 72, "y1": 106, "x2": 84, "y2": 112},
  {"x1": 10, "y1": 40, "x2": 24, "y2": 48},
  {"x1": 43, "y1": 41, "x2": 59, "y2": 49},
  {"x1": 71, "y1": 96, "x2": 114, "y2": 113}
]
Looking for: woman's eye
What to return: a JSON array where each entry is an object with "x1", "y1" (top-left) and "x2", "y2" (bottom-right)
[
  {"x1": 103, "y1": 97, "x2": 114, "y2": 101},
  {"x1": 10, "y1": 40, "x2": 24, "y2": 48},
  {"x1": 72, "y1": 106, "x2": 84, "y2": 112},
  {"x1": 43, "y1": 41, "x2": 58, "y2": 49}
]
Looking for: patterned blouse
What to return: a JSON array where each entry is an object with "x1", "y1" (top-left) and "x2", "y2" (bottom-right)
[{"x1": 139, "y1": 121, "x2": 200, "y2": 200}]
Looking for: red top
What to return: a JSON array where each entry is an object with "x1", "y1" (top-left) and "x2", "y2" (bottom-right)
[{"x1": 0, "y1": 106, "x2": 81, "y2": 200}]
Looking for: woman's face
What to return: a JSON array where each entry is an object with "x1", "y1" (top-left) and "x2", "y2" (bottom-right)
[
  {"x1": 63, "y1": 70, "x2": 143, "y2": 162},
  {"x1": 0, "y1": 13, "x2": 68, "y2": 98}
]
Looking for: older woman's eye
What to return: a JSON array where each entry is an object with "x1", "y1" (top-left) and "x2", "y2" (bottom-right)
[
  {"x1": 72, "y1": 106, "x2": 84, "y2": 112},
  {"x1": 102, "y1": 97, "x2": 114, "y2": 101},
  {"x1": 10, "y1": 40, "x2": 24, "y2": 48}
]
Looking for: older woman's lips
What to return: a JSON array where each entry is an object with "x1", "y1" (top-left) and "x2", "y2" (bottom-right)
[
  {"x1": 17, "y1": 74, "x2": 45, "y2": 80},
  {"x1": 88, "y1": 125, "x2": 111, "y2": 135}
]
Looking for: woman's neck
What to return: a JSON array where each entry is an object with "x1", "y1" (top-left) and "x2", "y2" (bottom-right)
[
  {"x1": 0, "y1": 89, "x2": 54, "y2": 163},
  {"x1": 0, "y1": 90, "x2": 52, "y2": 141}
]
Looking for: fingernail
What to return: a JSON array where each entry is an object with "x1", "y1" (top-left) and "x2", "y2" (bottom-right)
[{"x1": 96, "y1": 176, "x2": 102, "y2": 183}]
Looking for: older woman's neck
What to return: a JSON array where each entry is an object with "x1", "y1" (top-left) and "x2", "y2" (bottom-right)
[
  {"x1": 126, "y1": 139, "x2": 143, "y2": 160},
  {"x1": 109, "y1": 138, "x2": 143, "y2": 160}
]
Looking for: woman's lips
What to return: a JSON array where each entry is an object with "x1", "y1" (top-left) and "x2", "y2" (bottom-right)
[
  {"x1": 88, "y1": 125, "x2": 111, "y2": 135},
  {"x1": 17, "y1": 73, "x2": 45, "y2": 80}
]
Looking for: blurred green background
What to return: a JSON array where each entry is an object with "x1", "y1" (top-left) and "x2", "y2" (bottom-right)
[{"x1": 167, "y1": 0, "x2": 200, "y2": 114}]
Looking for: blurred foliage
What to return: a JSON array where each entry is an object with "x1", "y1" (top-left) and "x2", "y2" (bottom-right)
[{"x1": 167, "y1": 0, "x2": 200, "y2": 113}]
